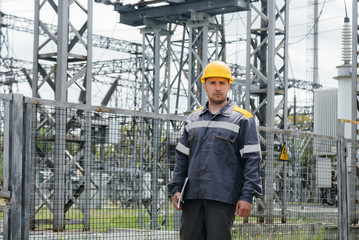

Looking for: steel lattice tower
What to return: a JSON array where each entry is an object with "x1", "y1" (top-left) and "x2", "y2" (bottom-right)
[
  {"x1": 33, "y1": 0, "x2": 93, "y2": 103},
  {"x1": 186, "y1": 12, "x2": 225, "y2": 109},
  {"x1": 245, "y1": 0, "x2": 289, "y2": 223},
  {"x1": 32, "y1": 0, "x2": 93, "y2": 231}
]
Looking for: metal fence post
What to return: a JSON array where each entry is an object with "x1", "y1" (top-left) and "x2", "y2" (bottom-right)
[
  {"x1": 151, "y1": 119, "x2": 159, "y2": 230},
  {"x1": 337, "y1": 119, "x2": 349, "y2": 240},
  {"x1": 9, "y1": 94, "x2": 24, "y2": 240},
  {"x1": 83, "y1": 111, "x2": 92, "y2": 231},
  {"x1": 1, "y1": 205, "x2": 9, "y2": 240},
  {"x1": 265, "y1": 131, "x2": 274, "y2": 223},
  {"x1": 282, "y1": 137, "x2": 288, "y2": 223},
  {"x1": 22, "y1": 99, "x2": 33, "y2": 240},
  {"x1": 53, "y1": 107, "x2": 66, "y2": 231},
  {"x1": 1, "y1": 99, "x2": 11, "y2": 240},
  {"x1": 29, "y1": 103, "x2": 37, "y2": 231}
]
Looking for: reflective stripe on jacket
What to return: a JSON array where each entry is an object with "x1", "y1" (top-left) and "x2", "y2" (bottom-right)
[{"x1": 168, "y1": 100, "x2": 262, "y2": 205}]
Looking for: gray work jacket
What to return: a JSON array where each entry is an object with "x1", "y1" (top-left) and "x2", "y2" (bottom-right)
[{"x1": 168, "y1": 100, "x2": 262, "y2": 205}]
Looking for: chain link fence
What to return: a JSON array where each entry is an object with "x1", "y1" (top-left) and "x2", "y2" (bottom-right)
[{"x1": 0, "y1": 93, "x2": 357, "y2": 239}]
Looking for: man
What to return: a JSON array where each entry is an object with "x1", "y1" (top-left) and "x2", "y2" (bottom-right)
[{"x1": 168, "y1": 61, "x2": 262, "y2": 240}]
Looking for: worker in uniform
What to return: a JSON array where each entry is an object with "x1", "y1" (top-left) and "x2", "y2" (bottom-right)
[{"x1": 168, "y1": 60, "x2": 262, "y2": 240}]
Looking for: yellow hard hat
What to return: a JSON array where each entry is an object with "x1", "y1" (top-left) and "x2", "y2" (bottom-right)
[{"x1": 200, "y1": 61, "x2": 233, "y2": 83}]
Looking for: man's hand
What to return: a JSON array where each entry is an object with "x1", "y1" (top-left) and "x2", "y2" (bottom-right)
[
  {"x1": 235, "y1": 200, "x2": 252, "y2": 217},
  {"x1": 172, "y1": 192, "x2": 182, "y2": 210}
]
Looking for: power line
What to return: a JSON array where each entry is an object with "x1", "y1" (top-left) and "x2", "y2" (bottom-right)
[
  {"x1": 343, "y1": 0, "x2": 348, "y2": 18},
  {"x1": 290, "y1": 15, "x2": 342, "y2": 28},
  {"x1": 289, "y1": 0, "x2": 327, "y2": 45}
]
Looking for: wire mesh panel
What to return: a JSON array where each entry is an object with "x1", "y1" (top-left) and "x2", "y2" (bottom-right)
[
  {"x1": 2, "y1": 95, "x2": 358, "y2": 239},
  {"x1": 230, "y1": 128, "x2": 340, "y2": 240},
  {"x1": 27, "y1": 100, "x2": 184, "y2": 239}
]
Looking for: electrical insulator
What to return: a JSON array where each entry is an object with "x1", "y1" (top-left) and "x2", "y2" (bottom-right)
[{"x1": 341, "y1": 17, "x2": 351, "y2": 64}]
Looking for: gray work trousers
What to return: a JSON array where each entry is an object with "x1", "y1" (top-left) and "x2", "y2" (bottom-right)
[{"x1": 180, "y1": 199, "x2": 236, "y2": 240}]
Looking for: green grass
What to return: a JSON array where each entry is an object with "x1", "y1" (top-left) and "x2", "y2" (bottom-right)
[
  {"x1": 30, "y1": 203, "x2": 337, "y2": 239},
  {"x1": 35, "y1": 204, "x2": 175, "y2": 231}
]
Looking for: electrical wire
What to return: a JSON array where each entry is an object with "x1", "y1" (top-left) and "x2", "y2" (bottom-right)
[
  {"x1": 289, "y1": 0, "x2": 335, "y2": 10},
  {"x1": 343, "y1": 0, "x2": 348, "y2": 18},
  {"x1": 290, "y1": 15, "x2": 342, "y2": 28},
  {"x1": 289, "y1": 0, "x2": 327, "y2": 45}
]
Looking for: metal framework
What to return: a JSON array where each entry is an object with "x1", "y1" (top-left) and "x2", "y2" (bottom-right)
[
  {"x1": 186, "y1": 13, "x2": 225, "y2": 109},
  {"x1": 111, "y1": 0, "x2": 251, "y2": 229},
  {"x1": 32, "y1": 0, "x2": 93, "y2": 232},
  {"x1": 245, "y1": 0, "x2": 288, "y2": 128},
  {"x1": 1, "y1": 11, "x2": 145, "y2": 108},
  {"x1": 141, "y1": 26, "x2": 172, "y2": 114},
  {"x1": 2, "y1": 7, "x2": 309, "y2": 113},
  {"x1": 33, "y1": 0, "x2": 93, "y2": 103},
  {"x1": 0, "y1": 12, "x2": 13, "y2": 93},
  {"x1": 1, "y1": 11, "x2": 141, "y2": 54},
  {"x1": 114, "y1": 0, "x2": 250, "y2": 112},
  {"x1": 139, "y1": 25, "x2": 172, "y2": 229},
  {"x1": 114, "y1": 0, "x2": 249, "y2": 26},
  {"x1": 245, "y1": 0, "x2": 289, "y2": 224}
]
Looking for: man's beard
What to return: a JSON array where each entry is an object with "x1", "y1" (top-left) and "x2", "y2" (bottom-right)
[{"x1": 209, "y1": 98, "x2": 226, "y2": 105}]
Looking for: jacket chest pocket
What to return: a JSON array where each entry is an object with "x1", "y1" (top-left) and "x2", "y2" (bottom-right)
[{"x1": 212, "y1": 129, "x2": 238, "y2": 154}]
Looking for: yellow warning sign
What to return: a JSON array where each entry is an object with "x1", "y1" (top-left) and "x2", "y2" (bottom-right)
[{"x1": 280, "y1": 144, "x2": 289, "y2": 161}]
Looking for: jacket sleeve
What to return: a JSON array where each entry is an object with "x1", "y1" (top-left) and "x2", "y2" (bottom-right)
[
  {"x1": 168, "y1": 122, "x2": 190, "y2": 195},
  {"x1": 238, "y1": 116, "x2": 263, "y2": 203}
]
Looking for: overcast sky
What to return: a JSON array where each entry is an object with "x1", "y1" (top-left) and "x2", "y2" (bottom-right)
[{"x1": 0, "y1": 0, "x2": 350, "y2": 105}]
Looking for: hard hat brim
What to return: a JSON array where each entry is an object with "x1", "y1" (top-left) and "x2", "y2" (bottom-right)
[{"x1": 201, "y1": 76, "x2": 233, "y2": 83}]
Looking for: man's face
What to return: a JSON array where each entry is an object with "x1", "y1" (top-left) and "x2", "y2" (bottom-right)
[{"x1": 203, "y1": 77, "x2": 231, "y2": 105}]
